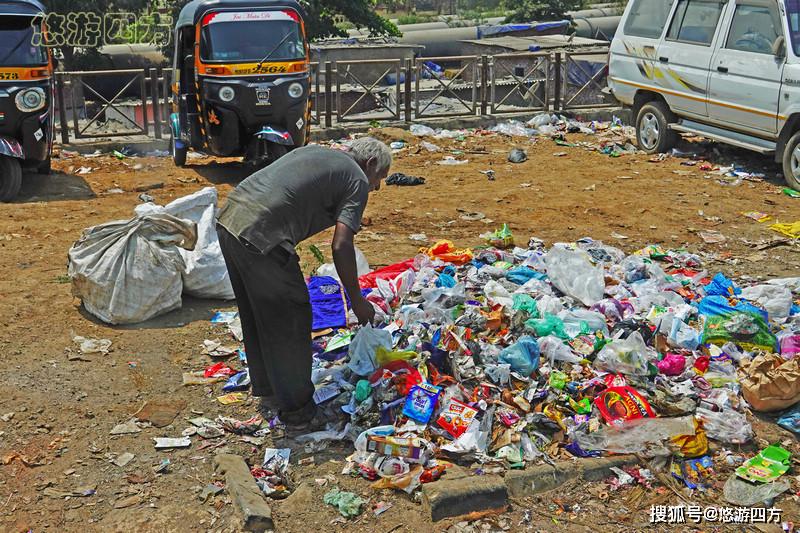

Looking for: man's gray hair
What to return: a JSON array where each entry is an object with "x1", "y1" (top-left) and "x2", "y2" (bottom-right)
[{"x1": 349, "y1": 137, "x2": 393, "y2": 174}]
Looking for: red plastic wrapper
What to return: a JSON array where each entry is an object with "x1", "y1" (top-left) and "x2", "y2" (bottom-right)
[
  {"x1": 436, "y1": 399, "x2": 478, "y2": 438},
  {"x1": 603, "y1": 374, "x2": 628, "y2": 388},
  {"x1": 594, "y1": 386, "x2": 656, "y2": 423},
  {"x1": 204, "y1": 362, "x2": 237, "y2": 378},
  {"x1": 421, "y1": 465, "x2": 447, "y2": 483},
  {"x1": 693, "y1": 355, "x2": 710, "y2": 374}
]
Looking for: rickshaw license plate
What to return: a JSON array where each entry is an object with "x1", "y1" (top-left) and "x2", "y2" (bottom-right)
[{"x1": 256, "y1": 87, "x2": 271, "y2": 106}]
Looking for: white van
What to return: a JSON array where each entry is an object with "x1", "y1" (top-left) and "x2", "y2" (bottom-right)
[{"x1": 608, "y1": 0, "x2": 800, "y2": 190}]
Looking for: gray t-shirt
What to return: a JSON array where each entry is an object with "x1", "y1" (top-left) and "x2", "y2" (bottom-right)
[{"x1": 217, "y1": 145, "x2": 369, "y2": 254}]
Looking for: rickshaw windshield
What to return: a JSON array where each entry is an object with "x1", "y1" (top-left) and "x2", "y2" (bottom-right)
[
  {"x1": 200, "y1": 11, "x2": 304, "y2": 63},
  {"x1": 0, "y1": 16, "x2": 47, "y2": 66}
]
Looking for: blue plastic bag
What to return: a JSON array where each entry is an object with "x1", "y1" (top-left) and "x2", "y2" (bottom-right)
[
  {"x1": 778, "y1": 404, "x2": 800, "y2": 434},
  {"x1": 506, "y1": 267, "x2": 547, "y2": 285},
  {"x1": 696, "y1": 295, "x2": 768, "y2": 321},
  {"x1": 498, "y1": 336, "x2": 540, "y2": 376},
  {"x1": 705, "y1": 273, "x2": 741, "y2": 297}
]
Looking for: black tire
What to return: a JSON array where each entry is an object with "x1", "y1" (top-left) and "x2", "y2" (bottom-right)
[
  {"x1": 781, "y1": 130, "x2": 800, "y2": 191},
  {"x1": 171, "y1": 134, "x2": 187, "y2": 167},
  {"x1": 0, "y1": 156, "x2": 22, "y2": 202},
  {"x1": 37, "y1": 157, "x2": 51, "y2": 175},
  {"x1": 636, "y1": 101, "x2": 678, "y2": 154}
]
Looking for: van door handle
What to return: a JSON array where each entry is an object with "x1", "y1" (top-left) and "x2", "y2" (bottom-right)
[
  {"x1": 717, "y1": 66, "x2": 729, "y2": 73},
  {"x1": 659, "y1": 56, "x2": 669, "y2": 63}
]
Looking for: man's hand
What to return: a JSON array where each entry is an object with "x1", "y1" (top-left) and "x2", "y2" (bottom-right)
[
  {"x1": 332, "y1": 222, "x2": 375, "y2": 325},
  {"x1": 351, "y1": 295, "x2": 375, "y2": 326}
]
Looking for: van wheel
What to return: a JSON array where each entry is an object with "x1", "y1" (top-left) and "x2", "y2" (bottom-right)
[
  {"x1": 171, "y1": 134, "x2": 187, "y2": 167},
  {"x1": 636, "y1": 101, "x2": 678, "y2": 154},
  {"x1": 782, "y1": 130, "x2": 800, "y2": 191},
  {"x1": 0, "y1": 156, "x2": 22, "y2": 202}
]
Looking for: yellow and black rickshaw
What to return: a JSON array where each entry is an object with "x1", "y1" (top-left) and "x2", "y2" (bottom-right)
[
  {"x1": 170, "y1": 0, "x2": 311, "y2": 168},
  {"x1": 0, "y1": 0, "x2": 55, "y2": 201}
]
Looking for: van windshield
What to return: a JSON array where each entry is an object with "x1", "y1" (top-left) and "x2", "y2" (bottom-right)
[
  {"x1": 788, "y1": 0, "x2": 800, "y2": 55},
  {"x1": 200, "y1": 11, "x2": 304, "y2": 63},
  {"x1": 0, "y1": 17, "x2": 47, "y2": 66}
]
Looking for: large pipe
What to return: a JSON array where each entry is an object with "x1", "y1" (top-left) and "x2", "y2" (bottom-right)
[
  {"x1": 568, "y1": 6, "x2": 623, "y2": 19},
  {"x1": 398, "y1": 26, "x2": 482, "y2": 57},
  {"x1": 348, "y1": 16, "x2": 507, "y2": 37},
  {"x1": 572, "y1": 15, "x2": 621, "y2": 41}
]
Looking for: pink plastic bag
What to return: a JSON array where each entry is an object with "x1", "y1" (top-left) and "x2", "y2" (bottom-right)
[{"x1": 657, "y1": 353, "x2": 686, "y2": 376}]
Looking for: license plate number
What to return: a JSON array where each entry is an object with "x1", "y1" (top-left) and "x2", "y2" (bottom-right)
[{"x1": 256, "y1": 88, "x2": 271, "y2": 106}]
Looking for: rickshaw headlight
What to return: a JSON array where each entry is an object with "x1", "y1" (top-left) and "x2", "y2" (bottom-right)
[
  {"x1": 16, "y1": 88, "x2": 45, "y2": 112},
  {"x1": 218, "y1": 86, "x2": 235, "y2": 102},
  {"x1": 288, "y1": 82, "x2": 303, "y2": 99}
]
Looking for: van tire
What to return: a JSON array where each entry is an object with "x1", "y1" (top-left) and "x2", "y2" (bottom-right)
[
  {"x1": 781, "y1": 130, "x2": 800, "y2": 191},
  {"x1": 636, "y1": 101, "x2": 677, "y2": 154},
  {"x1": 0, "y1": 156, "x2": 23, "y2": 202}
]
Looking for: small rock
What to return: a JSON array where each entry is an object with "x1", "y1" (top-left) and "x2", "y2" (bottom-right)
[
  {"x1": 110, "y1": 420, "x2": 141, "y2": 435},
  {"x1": 113, "y1": 453, "x2": 135, "y2": 468},
  {"x1": 114, "y1": 494, "x2": 143, "y2": 509}
]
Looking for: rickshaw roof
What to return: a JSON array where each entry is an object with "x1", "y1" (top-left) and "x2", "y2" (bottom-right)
[
  {"x1": 176, "y1": 0, "x2": 305, "y2": 30},
  {"x1": 0, "y1": 0, "x2": 46, "y2": 16}
]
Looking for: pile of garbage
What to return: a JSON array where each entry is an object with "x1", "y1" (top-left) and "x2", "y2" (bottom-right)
[
  {"x1": 410, "y1": 114, "x2": 638, "y2": 158},
  {"x1": 295, "y1": 228, "x2": 799, "y2": 499}
]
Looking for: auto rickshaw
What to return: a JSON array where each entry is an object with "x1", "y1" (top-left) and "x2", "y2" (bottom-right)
[
  {"x1": 0, "y1": 0, "x2": 55, "y2": 201},
  {"x1": 170, "y1": 0, "x2": 311, "y2": 168}
]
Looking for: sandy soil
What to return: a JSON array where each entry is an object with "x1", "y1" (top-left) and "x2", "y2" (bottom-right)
[{"x1": 0, "y1": 125, "x2": 798, "y2": 532}]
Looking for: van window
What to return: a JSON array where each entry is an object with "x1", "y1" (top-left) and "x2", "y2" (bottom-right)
[
  {"x1": 725, "y1": 4, "x2": 781, "y2": 54},
  {"x1": 789, "y1": 0, "x2": 800, "y2": 55},
  {"x1": 623, "y1": 0, "x2": 675, "y2": 39},
  {"x1": 666, "y1": 0, "x2": 724, "y2": 45}
]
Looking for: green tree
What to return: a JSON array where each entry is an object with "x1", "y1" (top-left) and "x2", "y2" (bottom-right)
[
  {"x1": 502, "y1": 0, "x2": 584, "y2": 23},
  {"x1": 302, "y1": 0, "x2": 400, "y2": 39}
]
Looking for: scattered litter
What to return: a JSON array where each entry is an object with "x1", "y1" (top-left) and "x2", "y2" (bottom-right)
[
  {"x1": 217, "y1": 392, "x2": 247, "y2": 405},
  {"x1": 438, "y1": 156, "x2": 469, "y2": 166},
  {"x1": 153, "y1": 437, "x2": 191, "y2": 449},
  {"x1": 386, "y1": 173, "x2": 425, "y2": 186},
  {"x1": 507, "y1": 148, "x2": 528, "y2": 163},
  {"x1": 73, "y1": 335, "x2": 112, "y2": 356}
]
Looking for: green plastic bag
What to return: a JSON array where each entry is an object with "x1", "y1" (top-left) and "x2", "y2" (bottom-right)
[
  {"x1": 702, "y1": 312, "x2": 776, "y2": 352},
  {"x1": 549, "y1": 370, "x2": 568, "y2": 390},
  {"x1": 323, "y1": 488, "x2": 365, "y2": 518},
  {"x1": 512, "y1": 294, "x2": 538, "y2": 318},
  {"x1": 525, "y1": 313, "x2": 568, "y2": 340},
  {"x1": 736, "y1": 445, "x2": 791, "y2": 483}
]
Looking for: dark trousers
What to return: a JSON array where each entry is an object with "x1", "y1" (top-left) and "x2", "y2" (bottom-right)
[{"x1": 216, "y1": 225, "x2": 315, "y2": 423}]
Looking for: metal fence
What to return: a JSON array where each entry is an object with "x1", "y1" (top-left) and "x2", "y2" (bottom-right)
[{"x1": 54, "y1": 48, "x2": 614, "y2": 144}]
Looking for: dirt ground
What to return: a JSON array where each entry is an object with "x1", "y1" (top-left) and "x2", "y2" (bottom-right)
[{"x1": 1, "y1": 124, "x2": 799, "y2": 533}]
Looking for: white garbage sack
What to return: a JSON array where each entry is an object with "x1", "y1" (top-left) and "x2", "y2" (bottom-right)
[
  {"x1": 68, "y1": 213, "x2": 197, "y2": 325},
  {"x1": 136, "y1": 187, "x2": 234, "y2": 299},
  {"x1": 545, "y1": 246, "x2": 605, "y2": 306}
]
